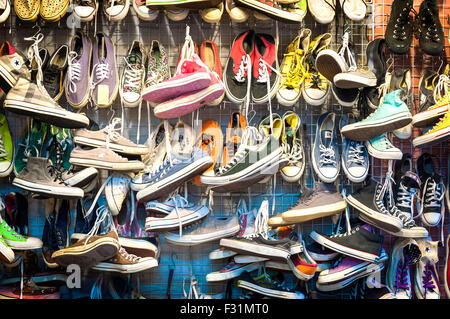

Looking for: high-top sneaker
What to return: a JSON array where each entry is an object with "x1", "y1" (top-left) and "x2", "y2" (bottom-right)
[
  {"x1": 0, "y1": 215, "x2": 42, "y2": 250},
  {"x1": 414, "y1": 238, "x2": 440, "y2": 299},
  {"x1": 385, "y1": 0, "x2": 413, "y2": 55},
  {"x1": 0, "y1": 113, "x2": 13, "y2": 177},
  {"x1": 0, "y1": 50, "x2": 31, "y2": 93},
  {"x1": 417, "y1": 0, "x2": 444, "y2": 56},
  {"x1": 281, "y1": 111, "x2": 306, "y2": 183},
  {"x1": 120, "y1": 40, "x2": 147, "y2": 108}
]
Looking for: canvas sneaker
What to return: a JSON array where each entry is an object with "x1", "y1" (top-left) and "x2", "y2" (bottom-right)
[
  {"x1": 341, "y1": 89, "x2": 412, "y2": 141},
  {"x1": 206, "y1": 261, "x2": 260, "y2": 282},
  {"x1": 417, "y1": 0, "x2": 444, "y2": 56},
  {"x1": 42, "y1": 45, "x2": 68, "y2": 101},
  {"x1": 0, "y1": 113, "x2": 13, "y2": 177},
  {"x1": 334, "y1": 67, "x2": 377, "y2": 89},
  {"x1": 105, "y1": 173, "x2": 131, "y2": 216},
  {"x1": 414, "y1": 238, "x2": 440, "y2": 299},
  {"x1": 225, "y1": 0, "x2": 249, "y2": 22},
  {"x1": 413, "y1": 110, "x2": 450, "y2": 148},
  {"x1": 72, "y1": 0, "x2": 99, "y2": 21},
  {"x1": 0, "y1": 45, "x2": 30, "y2": 92},
  {"x1": 91, "y1": 246, "x2": 157, "y2": 273},
  {"x1": 165, "y1": 8, "x2": 189, "y2": 21},
  {"x1": 0, "y1": 234, "x2": 14, "y2": 263},
  {"x1": 200, "y1": 40, "x2": 224, "y2": 105},
  {"x1": 136, "y1": 148, "x2": 213, "y2": 202},
  {"x1": 145, "y1": 194, "x2": 196, "y2": 215},
  {"x1": 39, "y1": 0, "x2": 69, "y2": 22},
  {"x1": 310, "y1": 224, "x2": 385, "y2": 263},
  {"x1": 171, "y1": 120, "x2": 195, "y2": 158},
  {"x1": 418, "y1": 70, "x2": 439, "y2": 114},
  {"x1": 308, "y1": 0, "x2": 335, "y2": 24},
  {"x1": 280, "y1": 111, "x2": 305, "y2": 183},
  {"x1": 234, "y1": 0, "x2": 305, "y2": 22},
  {"x1": 312, "y1": 112, "x2": 340, "y2": 183},
  {"x1": 103, "y1": 0, "x2": 130, "y2": 21},
  {"x1": 281, "y1": 182, "x2": 347, "y2": 224},
  {"x1": 120, "y1": 41, "x2": 146, "y2": 108},
  {"x1": 0, "y1": 216, "x2": 42, "y2": 250},
  {"x1": 385, "y1": 0, "x2": 413, "y2": 55},
  {"x1": 69, "y1": 147, "x2": 145, "y2": 171},
  {"x1": 14, "y1": 0, "x2": 39, "y2": 21},
  {"x1": 340, "y1": 114, "x2": 369, "y2": 183},
  {"x1": 386, "y1": 238, "x2": 416, "y2": 299},
  {"x1": 145, "y1": 40, "x2": 170, "y2": 97},
  {"x1": 366, "y1": 133, "x2": 403, "y2": 160},
  {"x1": 221, "y1": 112, "x2": 247, "y2": 167},
  {"x1": 133, "y1": 0, "x2": 159, "y2": 20}
]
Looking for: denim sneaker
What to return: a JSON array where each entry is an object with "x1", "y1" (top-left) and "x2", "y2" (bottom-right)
[
  {"x1": 340, "y1": 114, "x2": 369, "y2": 183},
  {"x1": 365, "y1": 133, "x2": 402, "y2": 160},
  {"x1": 341, "y1": 89, "x2": 412, "y2": 141},
  {"x1": 136, "y1": 148, "x2": 213, "y2": 202},
  {"x1": 312, "y1": 112, "x2": 340, "y2": 183},
  {"x1": 42, "y1": 207, "x2": 58, "y2": 268}
]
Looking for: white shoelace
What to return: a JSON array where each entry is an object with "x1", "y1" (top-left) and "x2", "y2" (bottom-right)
[
  {"x1": 123, "y1": 56, "x2": 144, "y2": 92},
  {"x1": 319, "y1": 144, "x2": 336, "y2": 167},
  {"x1": 67, "y1": 51, "x2": 81, "y2": 94},
  {"x1": 253, "y1": 199, "x2": 269, "y2": 239},
  {"x1": 84, "y1": 205, "x2": 110, "y2": 246},
  {"x1": 397, "y1": 183, "x2": 418, "y2": 219},
  {"x1": 90, "y1": 62, "x2": 110, "y2": 90},
  {"x1": 118, "y1": 247, "x2": 140, "y2": 263},
  {"x1": 0, "y1": 136, "x2": 7, "y2": 158},
  {"x1": 102, "y1": 118, "x2": 125, "y2": 149},
  {"x1": 338, "y1": 32, "x2": 357, "y2": 72},
  {"x1": 433, "y1": 74, "x2": 450, "y2": 104},
  {"x1": 347, "y1": 143, "x2": 365, "y2": 165}
]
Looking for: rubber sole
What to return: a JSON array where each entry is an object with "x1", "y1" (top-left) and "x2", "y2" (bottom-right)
[
  {"x1": 206, "y1": 263, "x2": 261, "y2": 282},
  {"x1": 234, "y1": 0, "x2": 305, "y2": 23},
  {"x1": 412, "y1": 105, "x2": 449, "y2": 128},
  {"x1": 413, "y1": 125, "x2": 450, "y2": 148},
  {"x1": 334, "y1": 73, "x2": 377, "y2": 89},
  {"x1": 73, "y1": 136, "x2": 149, "y2": 155},
  {"x1": 209, "y1": 247, "x2": 237, "y2": 260},
  {"x1": 315, "y1": 50, "x2": 347, "y2": 82},
  {"x1": 365, "y1": 140, "x2": 403, "y2": 160},
  {"x1": 145, "y1": 207, "x2": 210, "y2": 232},
  {"x1": 237, "y1": 280, "x2": 305, "y2": 299},
  {"x1": 91, "y1": 258, "x2": 158, "y2": 274},
  {"x1": 219, "y1": 238, "x2": 289, "y2": 261},
  {"x1": 69, "y1": 157, "x2": 144, "y2": 171},
  {"x1": 12, "y1": 178, "x2": 84, "y2": 200},
  {"x1": 281, "y1": 201, "x2": 347, "y2": 224},
  {"x1": 164, "y1": 224, "x2": 240, "y2": 246}
]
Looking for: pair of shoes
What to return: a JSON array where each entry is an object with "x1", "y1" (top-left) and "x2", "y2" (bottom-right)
[
  {"x1": 309, "y1": 0, "x2": 367, "y2": 24},
  {"x1": 224, "y1": 30, "x2": 280, "y2": 105},
  {"x1": 72, "y1": 0, "x2": 130, "y2": 21},
  {"x1": 143, "y1": 27, "x2": 224, "y2": 118},
  {"x1": 234, "y1": 0, "x2": 306, "y2": 23},
  {"x1": 386, "y1": 238, "x2": 440, "y2": 299},
  {"x1": 386, "y1": 0, "x2": 444, "y2": 56},
  {"x1": 15, "y1": 0, "x2": 69, "y2": 22}
]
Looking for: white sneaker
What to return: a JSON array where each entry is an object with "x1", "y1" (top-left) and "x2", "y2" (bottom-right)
[
  {"x1": 105, "y1": 173, "x2": 131, "y2": 216},
  {"x1": 414, "y1": 238, "x2": 440, "y2": 299},
  {"x1": 171, "y1": 120, "x2": 194, "y2": 157}
]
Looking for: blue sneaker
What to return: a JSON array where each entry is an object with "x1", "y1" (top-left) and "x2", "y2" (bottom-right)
[
  {"x1": 341, "y1": 89, "x2": 412, "y2": 141},
  {"x1": 340, "y1": 114, "x2": 369, "y2": 183},
  {"x1": 55, "y1": 199, "x2": 70, "y2": 250},
  {"x1": 312, "y1": 112, "x2": 340, "y2": 183},
  {"x1": 136, "y1": 148, "x2": 213, "y2": 202},
  {"x1": 42, "y1": 210, "x2": 58, "y2": 268},
  {"x1": 366, "y1": 133, "x2": 403, "y2": 160}
]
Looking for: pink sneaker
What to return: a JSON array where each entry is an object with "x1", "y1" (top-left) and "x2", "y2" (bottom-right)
[{"x1": 142, "y1": 34, "x2": 211, "y2": 104}]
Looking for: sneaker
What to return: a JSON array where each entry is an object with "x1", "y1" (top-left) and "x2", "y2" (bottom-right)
[
  {"x1": 388, "y1": 69, "x2": 412, "y2": 139},
  {"x1": 199, "y1": 1, "x2": 223, "y2": 23},
  {"x1": 165, "y1": 8, "x2": 189, "y2": 20},
  {"x1": 413, "y1": 110, "x2": 450, "y2": 148},
  {"x1": 65, "y1": 31, "x2": 93, "y2": 110},
  {"x1": 136, "y1": 148, "x2": 213, "y2": 202},
  {"x1": 307, "y1": 0, "x2": 334, "y2": 24},
  {"x1": 281, "y1": 182, "x2": 347, "y2": 224},
  {"x1": 0, "y1": 234, "x2": 14, "y2": 263},
  {"x1": 417, "y1": 0, "x2": 444, "y2": 56},
  {"x1": 340, "y1": 114, "x2": 369, "y2": 183},
  {"x1": 316, "y1": 252, "x2": 387, "y2": 292},
  {"x1": 223, "y1": 30, "x2": 255, "y2": 104},
  {"x1": 91, "y1": 246, "x2": 157, "y2": 273},
  {"x1": 414, "y1": 238, "x2": 440, "y2": 299},
  {"x1": 145, "y1": 40, "x2": 171, "y2": 97},
  {"x1": 305, "y1": 240, "x2": 340, "y2": 262},
  {"x1": 206, "y1": 261, "x2": 260, "y2": 282},
  {"x1": 237, "y1": 270, "x2": 305, "y2": 299},
  {"x1": 234, "y1": 0, "x2": 305, "y2": 22},
  {"x1": 0, "y1": 113, "x2": 13, "y2": 177},
  {"x1": 280, "y1": 111, "x2": 305, "y2": 183},
  {"x1": 366, "y1": 38, "x2": 387, "y2": 87},
  {"x1": 386, "y1": 238, "x2": 416, "y2": 299},
  {"x1": 13, "y1": 157, "x2": 84, "y2": 199},
  {"x1": 312, "y1": 112, "x2": 340, "y2": 183},
  {"x1": 385, "y1": 0, "x2": 413, "y2": 55},
  {"x1": 145, "y1": 194, "x2": 196, "y2": 215},
  {"x1": 365, "y1": 133, "x2": 403, "y2": 160},
  {"x1": 332, "y1": 84, "x2": 359, "y2": 107},
  {"x1": 334, "y1": 67, "x2": 377, "y2": 89},
  {"x1": 133, "y1": 0, "x2": 158, "y2": 20},
  {"x1": 171, "y1": 120, "x2": 195, "y2": 157},
  {"x1": 209, "y1": 246, "x2": 237, "y2": 260},
  {"x1": 14, "y1": 0, "x2": 39, "y2": 21},
  {"x1": 73, "y1": 119, "x2": 149, "y2": 155},
  {"x1": 445, "y1": 234, "x2": 450, "y2": 298},
  {"x1": 69, "y1": 147, "x2": 145, "y2": 171},
  {"x1": 145, "y1": 194, "x2": 210, "y2": 232},
  {"x1": 103, "y1": 0, "x2": 130, "y2": 21},
  {"x1": 39, "y1": 0, "x2": 69, "y2": 21},
  {"x1": 120, "y1": 41, "x2": 147, "y2": 108},
  {"x1": 105, "y1": 173, "x2": 131, "y2": 216},
  {"x1": 200, "y1": 40, "x2": 224, "y2": 105},
  {"x1": 4, "y1": 77, "x2": 90, "y2": 129},
  {"x1": 339, "y1": 0, "x2": 366, "y2": 21},
  {"x1": 0, "y1": 49, "x2": 31, "y2": 92},
  {"x1": 90, "y1": 33, "x2": 119, "y2": 108},
  {"x1": 222, "y1": 112, "x2": 247, "y2": 167},
  {"x1": 225, "y1": 0, "x2": 249, "y2": 22},
  {"x1": 418, "y1": 70, "x2": 439, "y2": 114},
  {"x1": 302, "y1": 33, "x2": 331, "y2": 106},
  {"x1": 0, "y1": 216, "x2": 42, "y2": 250},
  {"x1": 0, "y1": 0, "x2": 10, "y2": 23},
  {"x1": 72, "y1": 0, "x2": 99, "y2": 21},
  {"x1": 164, "y1": 214, "x2": 240, "y2": 246},
  {"x1": 341, "y1": 89, "x2": 412, "y2": 141},
  {"x1": 277, "y1": 29, "x2": 311, "y2": 107},
  {"x1": 416, "y1": 153, "x2": 445, "y2": 227},
  {"x1": 43, "y1": 45, "x2": 68, "y2": 101},
  {"x1": 310, "y1": 224, "x2": 385, "y2": 263}
]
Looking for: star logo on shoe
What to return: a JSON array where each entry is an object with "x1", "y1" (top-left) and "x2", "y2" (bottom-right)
[{"x1": 11, "y1": 57, "x2": 22, "y2": 70}]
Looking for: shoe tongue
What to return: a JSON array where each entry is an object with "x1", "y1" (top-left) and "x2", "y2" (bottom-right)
[
  {"x1": 321, "y1": 129, "x2": 332, "y2": 148},
  {"x1": 127, "y1": 54, "x2": 142, "y2": 68}
]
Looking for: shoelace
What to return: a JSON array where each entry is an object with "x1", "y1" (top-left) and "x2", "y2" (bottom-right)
[
  {"x1": 0, "y1": 135, "x2": 7, "y2": 159},
  {"x1": 67, "y1": 51, "x2": 81, "y2": 94},
  {"x1": 0, "y1": 216, "x2": 24, "y2": 239},
  {"x1": 84, "y1": 205, "x2": 110, "y2": 246},
  {"x1": 319, "y1": 144, "x2": 336, "y2": 167},
  {"x1": 393, "y1": 1, "x2": 412, "y2": 41},
  {"x1": 433, "y1": 74, "x2": 450, "y2": 104},
  {"x1": 235, "y1": 54, "x2": 251, "y2": 83},
  {"x1": 422, "y1": 261, "x2": 438, "y2": 298},
  {"x1": 90, "y1": 61, "x2": 110, "y2": 90},
  {"x1": 102, "y1": 118, "x2": 128, "y2": 149},
  {"x1": 118, "y1": 247, "x2": 140, "y2": 263},
  {"x1": 25, "y1": 32, "x2": 44, "y2": 88},
  {"x1": 283, "y1": 50, "x2": 306, "y2": 89},
  {"x1": 395, "y1": 257, "x2": 410, "y2": 292},
  {"x1": 122, "y1": 55, "x2": 144, "y2": 92},
  {"x1": 347, "y1": 142, "x2": 365, "y2": 165},
  {"x1": 427, "y1": 111, "x2": 450, "y2": 134},
  {"x1": 396, "y1": 182, "x2": 418, "y2": 219},
  {"x1": 330, "y1": 226, "x2": 359, "y2": 238},
  {"x1": 338, "y1": 32, "x2": 357, "y2": 71},
  {"x1": 47, "y1": 164, "x2": 66, "y2": 185},
  {"x1": 284, "y1": 140, "x2": 303, "y2": 165}
]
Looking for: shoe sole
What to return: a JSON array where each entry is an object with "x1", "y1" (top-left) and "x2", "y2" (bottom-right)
[
  {"x1": 234, "y1": 0, "x2": 305, "y2": 22},
  {"x1": 281, "y1": 201, "x2": 347, "y2": 224},
  {"x1": 3, "y1": 99, "x2": 89, "y2": 129},
  {"x1": 237, "y1": 279, "x2": 304, "y2": 299},
  {"x1": 164, "y1": 224, "x2": 240, "y2": 246},
  {"x1": 39, "y1": 0, "x2": 70, "y2": 22},
  {"x1": 206, "y1": 263, "x2": 261, "y2": 282},
  {"x1": 341, "y1": 111, "x2": 412, "y2": 141},
  {"x1": 379, "y1": 224, "x2": 429, "y2": 238},
  {"x1": 145, "y1": 206, "x2": 210, "y2": 232},
  {"x1": 365, "y1": 140, "x2": 403, "y2": 160},
  {"x1": 234, "y1": 255, "x2": 269, "y2": 263},
  {"x1": 73, "y1": 136, "x2": 149, "y2": 155},
  {"x1": 209, "y1": 248, "x2": 237, "y2": 260},
  {"x1": 91, "y1": 258, "x2": 158, "y2": 274},
  {"x1": 12, "y1": 178, "x2": 84, "y2": 200},
  {"x1": 219, "y1": 238, "x2": 289, "y2": 261},
  {"x1": 413, "y1": 125, "x2": 450, "y2": 148},
  {"x1": 309, "y1": 231, "x2": 382, "y2": 263},
  {"x1": 136, "y1": 156, "x2": 213, "y2": 202},
  {"x1": 142, "y1": 73, "x2": 210, "y2": 104},
  {"x1": 341, "y1": 157, "x2": 369, "y2": 183},
  {"x1": 334, "y1": 73, "x2": 377, "y2": 89},
  {"x1": 154, "y1": 83, "x2": 224, "y2": 119},
  {"x1": 315, "y1": 50, "x2": 347, "y2": 82},
  {"x1": 133, "y1": 2, "x2": 159, "y2": 21},
  {"x1": 64, "y1": 167, "x2": 99, "y2": 188},
  {"x1": 346, "y1": 194, "x2": 403, "y2": 233},
  {"x1": 52, "y1": 238, "x2": 119, "y2": 269},
  {"x1": 69, "y1": 157, "x2": 144, "y2": 171},
  {"x1": 4, "y1": 240, "x2": 42, "y2": 250},
  {"x1": 0, "y1": 242, "x2": 14, "y2": 264}
]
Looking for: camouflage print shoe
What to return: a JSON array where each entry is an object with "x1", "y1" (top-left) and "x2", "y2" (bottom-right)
[{"x1": 145, "y1": 40, "x2": 170, "y2": 94}]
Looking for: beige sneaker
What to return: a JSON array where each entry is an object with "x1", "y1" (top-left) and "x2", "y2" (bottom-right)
[
  {"x1": 69, "y1": 147, "x2": 145, "y2": 171},
  {"x1": 73, "y1": 119, "x2": 149, "y2": 156},
  {"x1": 0, "y1": 51, "x2": 31, "y2": 91},
  {"x1": 91, "y1": 247, "x2": 158, "y2": 273},
  {"x1": 199, "y1": 1, "x2": 223, "y2": 23},
  {"x1": 225, "y1": 0, "x2": 249, "y2": 22},
  {"x1": 308, "y1": 0, "x2": 335, "y2": 24}
]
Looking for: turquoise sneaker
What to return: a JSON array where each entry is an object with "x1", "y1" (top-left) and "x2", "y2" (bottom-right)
[
  {"x1": 341, "y1": 89, "x2": 412, "y2": 141},
  {"x1": 365, "y1": 133, "x2": 403, "y2": 160},
  {"x1": 0, "y1": 217, "x2": 43, "y2": 250},
  {"x1": 0, "y1": 113, "x2": 13, "y2": 177},
  {"x1": 0, "y1": 234, "x2": 14, "y2": 264}
]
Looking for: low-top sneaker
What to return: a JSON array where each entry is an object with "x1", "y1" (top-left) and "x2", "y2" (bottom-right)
[{"x1": 366, "y1": 133, "x2": 403, "y2": 160}]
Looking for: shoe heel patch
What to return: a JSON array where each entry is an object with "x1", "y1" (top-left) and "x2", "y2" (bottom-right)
[{"x1": 97, "y1": 85, "x2": 109, "y2": 106}]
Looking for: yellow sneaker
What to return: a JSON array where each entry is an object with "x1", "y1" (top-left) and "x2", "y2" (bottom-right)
[
  {"x1": 301, "y1": 33, "x2": 331, "y2": 106},
  {"x1": 413, "y1": 110, "x2": 450, "y2": 148},
  {"x1": 14, "y1": 0, "x2": 40, "y2": 22},
  {"x1": 276, "y1": 29, "x2": 311, "y2": 107},
  {"x1": 40, "y1": 0, "x2": 69, "y2": 22}
]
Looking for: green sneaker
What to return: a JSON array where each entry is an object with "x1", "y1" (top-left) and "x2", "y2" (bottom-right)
[
  {"x1": 0, "y1": 113, "x2": 13, "y2": 177},
  {"x1": 0, "y1": 234, "x2": 14, "y2": 263},
  {"x1": 366, "y1": 133, "x2": 403, "y2": 160},
  {"x1": 14, "y1": 120, "x2": 48, "y2": 176},
  {"x1": 0, "y1": 217, "x2": 43, "y2": 250},
  {"x1": 341, "y1": 89, "x2": 412, "y2": 141},
  {"x1": 44, "y1": 125, "x2": 74, "y2": 171}
]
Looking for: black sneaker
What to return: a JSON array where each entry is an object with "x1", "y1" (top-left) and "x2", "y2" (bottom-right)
[
  {"x1": 418, "y1": 70, "x2": 439, "y2": 113},
  {"x1": 366, "y1": 38, "x2": 387, "y2": 86},
  {"x1": 385, "y1": 0, "x2": 413, "y2": 55},
  {"x1": 331, "y1": 83, "x2": 359, "y2": 107},
  {"x1": 43, "y1": 45, "x2": 68, "y2": 101},
  {"x1": 417, "y1": 0, "x2": 444, "y2": 56},
  {"x1": 310, "y1": 224, "x2": 384, "y2": 263}
]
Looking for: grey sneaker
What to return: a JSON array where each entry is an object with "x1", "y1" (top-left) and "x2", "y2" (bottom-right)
[
  {"x1": 65, "y1": 31, "x2": 92, "y2": 110},
  {"x1": 334, "y1": 67, "x2": 377, "y2": 89},
  {"x1": 281, "y1": 182, "x2": 347, "y2": 224},
  {"x1": 69, "y1": 147, "x2": 145, "y2": 171},
  {"x1": 136, "y1": 148, "x2": 213, "y2": 202},
  {"x1": 171, "y1": 120, "x2": 194, "y2": 157},
  {"x1": 12, "y1": 157, "x2": 84, "y2": 199},
  {"x1": 163, "y1": 214, "x2": 240, "y2": 246}
]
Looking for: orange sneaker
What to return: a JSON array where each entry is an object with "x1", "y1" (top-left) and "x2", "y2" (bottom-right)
[
  {"x1": 193, "y1": 120, "x2": 223, "y2": 185},
  {"x1": 222, "y1": 112, "x2": 247, "y2": 167}
]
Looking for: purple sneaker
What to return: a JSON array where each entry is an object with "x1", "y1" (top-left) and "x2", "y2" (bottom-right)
[
  {"x1": 90, "y1": 33, "x2": 119, "y2": 108},
  {"x1": 65, "y1": 31, "x2": 92, "y2": 110}
]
